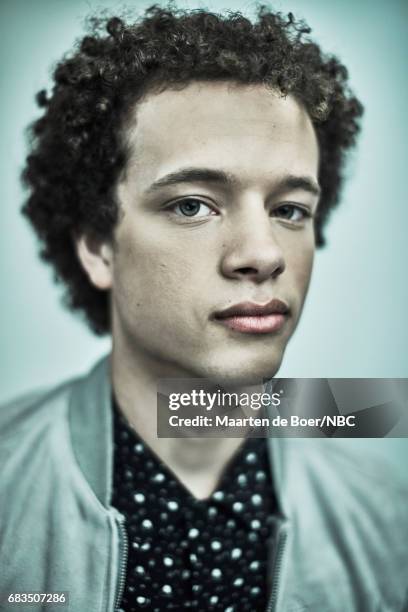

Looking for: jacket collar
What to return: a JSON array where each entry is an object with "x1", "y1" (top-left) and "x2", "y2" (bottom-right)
[
  {"x1": 68, "y1": 355, "x2": 289, "y2": 518},
  {"x1": 69, "y1": 356, "x2": 113, "y2": 507}
]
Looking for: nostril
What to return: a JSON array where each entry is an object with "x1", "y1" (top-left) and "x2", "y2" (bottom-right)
[
  {"x1": 236, "y1": 267, "x2": 258, "y2": 275},
  {"x1": 271, "y1": 263, "x2": 285, "y2": 278}
]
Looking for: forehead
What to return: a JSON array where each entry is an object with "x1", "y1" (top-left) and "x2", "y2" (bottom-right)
[{"x1": 124, "y1": 82, "x2": 319, "y2": 185}]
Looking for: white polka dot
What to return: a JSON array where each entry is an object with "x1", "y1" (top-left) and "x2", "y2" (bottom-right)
[
  {"x1": 251, "y1": 519, "x2": 261, "y2": 529},
  {"x1": 250, "y1": 586, "x2": 261, "y2": 596},
  {"x1": 163, "y1": 556, "x2": 173, "y2": 567},
  {"x1": 249, "y1": 560, "x2": 260, "y2": 571},
  {"x1": 251, "y1": 494, "x2": 262, "y2": 506},
  {"x1": 135, "y1": 565, "x2": 145, "y2": 575},
  {"x1": 211, "y1": 540, "x2": 222, "y2": 551},
  {"x1": 188, "y1": 528, "x2": 199, "y2": 539},
  {"x1": 237, "y1": 474, "x2": 248, "y2": 486},
  {"x1": 245, "y1": 452, "x2": 257, "y2": 464},
  {"x1": 231, "y1": 548, "x2": 242, "y2": 560},
  {"x1": 167, "y1": 500, "x2": 179, "y2": 511},
  {"x1": 141, "y1": 519, "x2": 153, "y2": 529},
  {"x1": 233, "y1": 502, "x2": 244, "y2": 512},
  {"x1": 233, "y1": 577, "x2": 244, "y2": 587},
  {"x1": 133, "y1": 493, "x2": 145, "y2": 503},
  {"x1": 162, "y1": 584, "x2": 172, "y2": 595},
  {"x1": 213, "y1": 490, "x2": 224, "y2": 501},
  {"x1": 152, "y1": 473, "x2": 165, "y2": 483},
  {"x1": 210, "y1": 595, "x2": 219, "y2": 604},
  {"x1": 211, "y1": 568, "x2": 222, "y2": 579},
  {"x1": 134, "y1": 443, "x2": 144, "y2": 454}
]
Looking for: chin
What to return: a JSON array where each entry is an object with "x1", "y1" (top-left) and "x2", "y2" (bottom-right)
[{"x1": 197, "y1": 349, "x2": 285, "y2": 386}]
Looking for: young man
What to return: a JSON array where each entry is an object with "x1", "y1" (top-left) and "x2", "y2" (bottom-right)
[{"x1": 1, "y1": 6, "x2": 407, "y2": 612}]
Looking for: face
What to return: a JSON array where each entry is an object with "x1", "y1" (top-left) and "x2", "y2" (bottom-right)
[{"x1": 92, "y1": 82, "x2": 320, "y2": 383}]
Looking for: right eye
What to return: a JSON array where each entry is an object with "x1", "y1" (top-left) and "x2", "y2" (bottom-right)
[{"x1": 169, "y1": 198, "x2": 217, "y2": 218}]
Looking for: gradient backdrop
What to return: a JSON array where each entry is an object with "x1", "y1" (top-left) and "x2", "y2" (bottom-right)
[{"x1": 1, "y1": 0, "x2": 407, "y2": 472}]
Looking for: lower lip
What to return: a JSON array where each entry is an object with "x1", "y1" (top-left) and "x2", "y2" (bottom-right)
[{"x1": 216, "y1": 313, "x2": 287, "y2": 334}]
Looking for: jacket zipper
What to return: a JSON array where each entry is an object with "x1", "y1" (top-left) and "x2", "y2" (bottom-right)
[
  {"x1": 266, "y1": 527, "x2": 288, "y2": 612},
  {"x1": 112, "y1": 510, "x2": 128, "y2": 612}
]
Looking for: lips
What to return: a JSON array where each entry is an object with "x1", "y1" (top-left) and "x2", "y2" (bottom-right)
[{"x1": 213, "y1": 299, "x2": 290, "y2": 334}]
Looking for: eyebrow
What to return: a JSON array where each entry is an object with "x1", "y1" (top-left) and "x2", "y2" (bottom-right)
[{"x1": 145, "y1": 166, "x2": 321, "y2": 197}]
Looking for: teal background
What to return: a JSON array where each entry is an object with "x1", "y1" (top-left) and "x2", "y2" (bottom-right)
[{"x1": 1, "y1": 1, "x2": 407, "y2": 472}]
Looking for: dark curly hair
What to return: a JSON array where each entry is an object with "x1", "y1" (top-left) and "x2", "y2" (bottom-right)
[{"x1": 22, "y1": 4, "x2": 363, "y2": 335}]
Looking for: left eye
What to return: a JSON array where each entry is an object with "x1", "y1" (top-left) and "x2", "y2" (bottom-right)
[
  {"x1": 171, "y1": 198, "x2": 215, "y2": 217},
  {"x1": 273, "y1": 204, "x2": 310, "y2": 223}
]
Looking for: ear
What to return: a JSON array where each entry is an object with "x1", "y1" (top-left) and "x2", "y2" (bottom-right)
[{"x1": 75, "y1": 234, "x2": 113, "y2": 290}]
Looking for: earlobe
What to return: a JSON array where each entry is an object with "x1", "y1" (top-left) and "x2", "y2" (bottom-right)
[{"x1": 75, "y1": 234, "x2": 113, "y2": 290}]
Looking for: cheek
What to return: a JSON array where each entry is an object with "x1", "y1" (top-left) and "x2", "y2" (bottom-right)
[
  {"x1": 287, "y1": 238, "x2": 315, "y2": 300},
  {"x1": 112, "y1": 224, "x2": 204, "y2": 317}
]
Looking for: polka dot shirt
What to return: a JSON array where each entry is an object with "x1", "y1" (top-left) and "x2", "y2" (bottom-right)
[{"x1": 112, "y1": 402, "x2": 277, "y2": 611}]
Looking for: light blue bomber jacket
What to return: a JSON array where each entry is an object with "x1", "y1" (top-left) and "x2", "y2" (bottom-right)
[{"x1": 1, "y1": 357, "x2": 407, "y2": 611}]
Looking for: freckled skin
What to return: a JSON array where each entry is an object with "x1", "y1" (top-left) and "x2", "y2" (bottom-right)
[{"x1": 106, "y1": 82, "x2": 319, "y2": 384}]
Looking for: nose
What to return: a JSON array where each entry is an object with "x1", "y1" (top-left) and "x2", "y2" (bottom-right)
[{"x1": 220, "y1": 206, "x2": 285, "y2": 283}]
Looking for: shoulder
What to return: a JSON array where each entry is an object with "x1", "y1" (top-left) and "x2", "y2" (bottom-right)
[
  {"x1": 0, "y1": 380, "x2": 73, "y2": 446},
  {"x1": 277, "y1": 437, "x2": 408, "y2": 534},
  {"x1": 298, "y1": 437, "x2": 407, "y2": 506},
  {"x1": 0, "y1": 356, "x2": 108, "y2": 437},
  {"x1": 0, "y1": 356, "x2": 110, "y2": 445},
  {"x1": 291, "y1": 438, "x2": 408, "y2": 568},
  {"x1": 316, "y1": 438, "x2": 407, "y2": 501},
  {"x1": 278, "y1": 438, "x2": 408, "y2": 607},
  {"x1": 0, "y1": 359, "x2": 106, "y2": 440}
]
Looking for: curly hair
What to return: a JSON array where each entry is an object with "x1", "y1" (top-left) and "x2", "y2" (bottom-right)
[{"x1": 22, "y1": 4, "x2": 363, "y2": 335}]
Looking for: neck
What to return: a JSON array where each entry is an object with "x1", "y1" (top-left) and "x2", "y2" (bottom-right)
[{"x1": 111, "y1": 337, "x2": 255, "y2": 500}]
